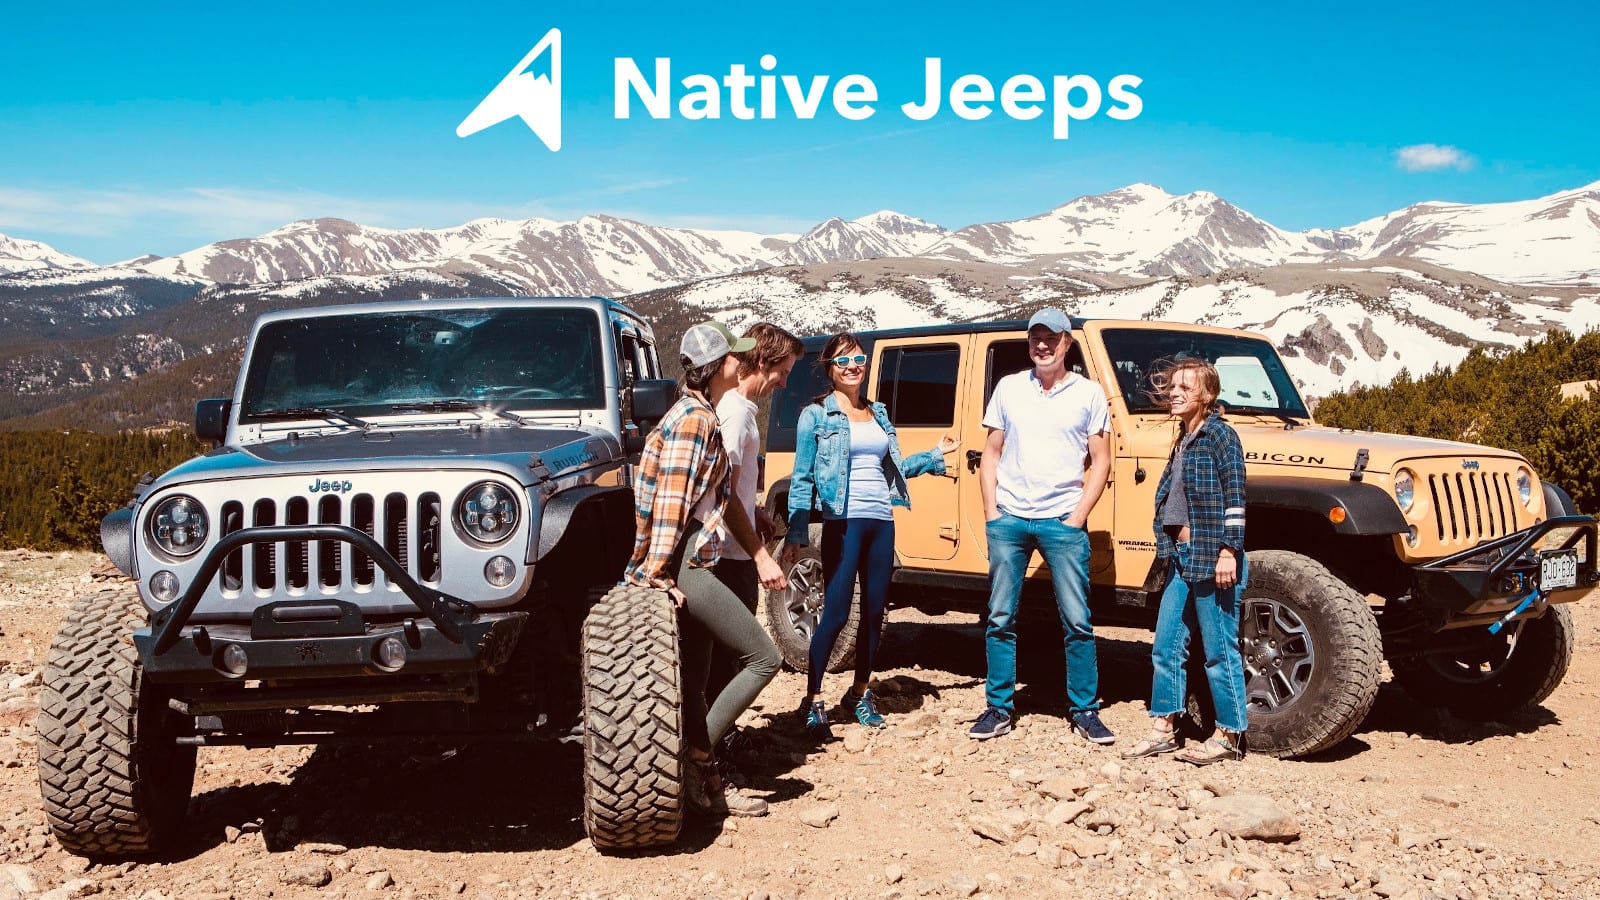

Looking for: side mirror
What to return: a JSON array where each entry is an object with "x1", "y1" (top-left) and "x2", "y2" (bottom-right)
[
  {"x1": 195, "y1": 398, "x2": 232, "y2": 445},
  {"x1": 630, "y1": 379, "x2": 677, "y2": 434}
]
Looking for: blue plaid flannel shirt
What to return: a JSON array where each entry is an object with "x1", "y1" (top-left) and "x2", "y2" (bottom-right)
[{"x1": 1152, "y1": 412, "x2": 1246, "y2": 582}]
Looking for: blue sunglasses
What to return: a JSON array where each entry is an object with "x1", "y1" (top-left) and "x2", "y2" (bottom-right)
[{"x1": 831, "y1": 354, "x2": 868, "y2": 367}]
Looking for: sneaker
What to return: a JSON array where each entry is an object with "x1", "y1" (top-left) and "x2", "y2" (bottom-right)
[
  {"x1": 844, "y1": 687, "x2": 886, "y2": 728},
  {"x1": 716, "y1": 786, "x2": 770, "y2": 817},
  {"x1": 1071, "y1": 710, "x2": 1116, "y2": 745},
  {"x1": 685, "y1": 756, "x2": 769, "y2": 817},
  {"x1": 804, "y1": 700, "x2": 834, "y2": 742},
  {"x1": 967, "y1": 707, "x2": 1012, "y2": 740}
]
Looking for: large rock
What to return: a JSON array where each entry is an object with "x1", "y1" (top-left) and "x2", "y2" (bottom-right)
[
  {"x1": 969, "y1": 810, "x2": 1030, "y2": 844},
  {"x1": 799, "y1": 804, "x2": 840, "y2": 828},
  {"x1": 281, "y1": 862, "x2": 333, "y2": 887},
  {"x1": 1198, "y1": 795, "x2": 1301, "y2": 842}
]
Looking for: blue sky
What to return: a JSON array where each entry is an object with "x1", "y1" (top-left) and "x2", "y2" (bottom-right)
[{"x1": 2, "y1": 0, "x2": 1597, "y2": 263}]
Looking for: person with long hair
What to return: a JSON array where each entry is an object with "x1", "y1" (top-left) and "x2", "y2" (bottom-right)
[
  {"x1": 622, "y1": 321, "x2": 781, "y2": 816},
  {"x1": 1122, "y1": 357, "x2": 1250, "y2": 765},
  {"x1": 780, "y1": 332, "x2": 959, "y2": 740},
  {"x1": 706, "y1": 323, "x2": 802, "y2": 771}
]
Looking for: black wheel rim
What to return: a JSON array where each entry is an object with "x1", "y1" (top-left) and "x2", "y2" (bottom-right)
[
  {"x1": 782, "y1": 557, "x2": 825, "y2": 642},
  {"x1": 1240, "y1": 596, "x2": 1316, "y2": 711}
]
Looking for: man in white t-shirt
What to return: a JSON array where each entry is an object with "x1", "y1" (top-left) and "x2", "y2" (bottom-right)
[
  {"x1": 969, "y1": 307, "x2": 1116, "y2": 746},
  {"x1": 705, "y1": 323, "x2": 802, "y2": 713}
]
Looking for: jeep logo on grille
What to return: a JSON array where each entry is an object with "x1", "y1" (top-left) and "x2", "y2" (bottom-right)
[
  {"x1": 309, "y1": 479, "x2": 354, "y2": 493},
  {"x1": 1462, "y1": 460, "x2": 1481, "y2": 470}
]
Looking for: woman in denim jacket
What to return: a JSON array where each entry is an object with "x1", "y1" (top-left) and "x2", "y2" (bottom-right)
[
  {"x1": 1123, "y1": 358, "x2": 1250, "y2": 765},
  {"x1": 779, "y1": 332, "x2": 959, "y2": 739}
]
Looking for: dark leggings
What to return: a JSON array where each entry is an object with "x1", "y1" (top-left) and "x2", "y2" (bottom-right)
[
  {"x1": 677, "y1": 555, "x2": 781, "y2": 752},
  {"x1": 808, "y1": 517, "x2": 895, "y2": 696}
]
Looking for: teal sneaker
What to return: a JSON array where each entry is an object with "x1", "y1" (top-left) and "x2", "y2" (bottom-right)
[
  {"x1": 844, "y1": 687, "x2": 886, "y2": 728},
  {"x1": 804, "y1": 700, "x2": 834, "y2": 742}
]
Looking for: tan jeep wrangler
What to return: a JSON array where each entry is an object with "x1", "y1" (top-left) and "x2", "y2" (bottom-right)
[{"x1": 761, "y1": 318, "x2": 1597, "y2": 758}]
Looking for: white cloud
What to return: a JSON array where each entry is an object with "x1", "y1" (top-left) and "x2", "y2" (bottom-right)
[{"x1": 1396, "y1": 144, "x2": 1475, "y2": 173}]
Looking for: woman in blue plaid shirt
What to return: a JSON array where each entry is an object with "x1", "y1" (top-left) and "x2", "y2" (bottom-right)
[{"x1": 1124, "y1": 358, "x2": 1250, "y2": 765}]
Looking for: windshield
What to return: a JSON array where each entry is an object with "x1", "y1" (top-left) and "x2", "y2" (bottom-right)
[
  {"x1": 240, "y1": 307, "x2": 605, "y2": 418},
  {"x1": 1100, "y1": 328, "x2": 1310, "y2": 418}
]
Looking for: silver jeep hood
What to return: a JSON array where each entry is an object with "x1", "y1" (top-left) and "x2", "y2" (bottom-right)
[{"x1": 158, "y1": 426, "x2": 622, "y2": 487}]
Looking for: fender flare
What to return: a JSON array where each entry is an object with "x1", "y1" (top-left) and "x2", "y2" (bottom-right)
[
  {"x1": 534, "y1": 484, "x2": 635, "y2": 565},
  {"x1": 1246, "y1": 475, "x2": 1407, "y2": 536},
  {"x1": 100, "y1": 507, "x2": 135, "y2": 576}
]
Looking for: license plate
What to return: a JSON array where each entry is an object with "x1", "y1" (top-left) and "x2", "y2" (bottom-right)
[{"x1": 1539, "y1": 549, "x2": 1579, "y2": 591}]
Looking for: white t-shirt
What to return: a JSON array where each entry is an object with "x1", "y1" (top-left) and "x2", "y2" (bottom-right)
[
  {"x1": 982, "y1": 370, "x2": 1110, "y2": 519},
  {"x1": 715, "y1": 389, "x2": 762, "y2": 560}
]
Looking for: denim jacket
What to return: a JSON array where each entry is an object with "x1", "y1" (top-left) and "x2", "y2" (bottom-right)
[
  {"x1": 1152, "y1": 412, "x2": 1247, "y2": 582},
  {"x1": 784, "y1": 394, "x2": 946, "y2": 546}
]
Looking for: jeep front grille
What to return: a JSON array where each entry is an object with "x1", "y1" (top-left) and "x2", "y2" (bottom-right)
[
  {"x1": 1427, "y1": 471, "x2": 1517, "y2": 544},
  {"x1": 218, "y1": 492, "x2": 444, "y2": 596}
]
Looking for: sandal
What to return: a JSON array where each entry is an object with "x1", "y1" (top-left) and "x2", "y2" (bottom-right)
[
  {"x1": 1121, "y1": 721, "x2": 1179, "y2": 759},
  {"x1": 1178, "y1": 732, "x2": 1245, "y2": 766}
]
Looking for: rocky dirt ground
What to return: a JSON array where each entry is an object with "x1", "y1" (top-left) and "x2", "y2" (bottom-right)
[{"x1": 3, "y1": 549, "x2": 1600, "y2": 899}]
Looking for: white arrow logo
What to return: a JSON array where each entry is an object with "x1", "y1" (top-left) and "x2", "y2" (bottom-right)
[{"x1": 456, "y1": 28, "x2": 562, "y2": 151}]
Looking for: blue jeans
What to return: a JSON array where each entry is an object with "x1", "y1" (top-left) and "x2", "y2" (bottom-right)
[
  {"x1": 1150, "y1": 543, "x2": 1250, "y2": 733},
  {"x1": 984, "y1": 513, "x2": 1098, "y2": 715}
]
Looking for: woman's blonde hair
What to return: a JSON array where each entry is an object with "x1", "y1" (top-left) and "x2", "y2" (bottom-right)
[{"x1": 1147, "y1": 357, "x2": 1222, "y2": 417}]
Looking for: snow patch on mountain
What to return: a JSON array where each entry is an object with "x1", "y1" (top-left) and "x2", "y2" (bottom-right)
[{"x1": 0, "y1": 233, "x2": 96, "y2": 275}]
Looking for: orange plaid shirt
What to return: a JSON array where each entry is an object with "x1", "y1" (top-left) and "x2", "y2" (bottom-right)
[{"x1": 622, "y1": 391, "x2": 730, "y2": 589}]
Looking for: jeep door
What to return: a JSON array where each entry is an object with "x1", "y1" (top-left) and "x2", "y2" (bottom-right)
[
  {"x1": 959, "y1": 332, "x2": 1116, "y2": 577},
  {"x1": 869, "y1": 337, "x2": 964, "y2": 561}
]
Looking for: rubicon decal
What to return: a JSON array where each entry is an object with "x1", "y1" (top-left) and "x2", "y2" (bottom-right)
[{"x1": 459, "y1": 29, "x2": 1141, "y2": 150}]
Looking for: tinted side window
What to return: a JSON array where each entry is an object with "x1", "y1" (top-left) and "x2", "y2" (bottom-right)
[
  {"x1": 876, "y1": 345, "x2": 959, "y2": 427},
  {"x1": 618, "y1": 333, "x2": 640, "y2": 387},
  {"x1": 766, "y1": 350, "x2": 832, "y2": 453}
]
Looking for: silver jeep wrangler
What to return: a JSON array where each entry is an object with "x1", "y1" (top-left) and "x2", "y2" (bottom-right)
[{"x1": 36, "y1": 297, "x2": 690, "y2": 855}]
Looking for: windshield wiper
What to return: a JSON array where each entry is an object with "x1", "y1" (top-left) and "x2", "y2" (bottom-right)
[
  {"x1": 389, "y1": 399, "x2": 484, "y2": 414},
  {"x1": 1227, "y1": 406, "x2": 1307, "y2": 428},
  {"x1": 251, "y1": 406, "x2": 371, "y2": 429},
  {"x1": 390, "y1": 400, "x2": 539, "y2": 426}
]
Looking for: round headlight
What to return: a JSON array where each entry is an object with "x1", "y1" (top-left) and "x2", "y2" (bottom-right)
[
  {"x1": 1393, "y1": 469, "x2": 1415, "y2": 514},
  {"x1": 457, "y1": 482, "x2": 519, "y2": 544},
  {"x1": 1517, "y1": 468, "x2": 1535, "y2": 508},
  {"x1": 149, "y1": 495, "x2": 208, "y2": 558}
]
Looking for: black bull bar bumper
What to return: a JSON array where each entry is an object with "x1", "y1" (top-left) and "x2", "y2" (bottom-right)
[
  {"x1": 1412, "y1": 515, "x2": 1599, "y2": 620},
  {"x1": 133, "y1": 525, "x2": 526, "y2": 683}
]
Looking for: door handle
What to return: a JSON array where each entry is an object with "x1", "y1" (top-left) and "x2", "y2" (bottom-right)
[{"x1": 965, "y1": 449, "x2": 983, "y2": 473}]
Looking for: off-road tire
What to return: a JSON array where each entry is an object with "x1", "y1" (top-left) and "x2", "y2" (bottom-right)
[
  {"x1": 1392, "y1": 605, "x2": 1574, "y2": 721},
  {"x1": 37, "y1": 586, "x2": 196, "y2": 858},
  {"x1": 764, "y1": 527, "x2": 863, "y2": 674},
  {"x1": 1238, "y1": 550, "x2": 1382, "y2": 758},
  {"x1": 580, "y1": 583, "x2": 685, "y2": 851}
]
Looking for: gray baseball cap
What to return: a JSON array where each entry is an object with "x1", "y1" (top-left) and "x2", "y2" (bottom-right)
[
  {"x1": 1027, "y1": 307, "x2": 1072, "y2": 333},
  {"x1": 681, "y1": 321, "x2": 757, "y2": 367}
]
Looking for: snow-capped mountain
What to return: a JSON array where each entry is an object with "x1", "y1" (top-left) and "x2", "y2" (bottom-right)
[
  {"x1": 926, "y1": 184, "x2": 1330, "y2": 276},
  {"x1": 1341, "y1": 181, "x2": 1600, "y2": 284},
  {"x1": 634, "y1": 256, "x2": 1600, "y2": 398},
  {"x1": 777, "y1": 212, "x2": 948, "y2": 265},
  {"x1": 5, "y1": 180, "x2": 1598, "y2": 292},
  {"x1": 0, "y1": 233, "x2": 95, "y2": 275},
  {"x1": 126, "y1": 216, "x2": 794, "y2": 296}
]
